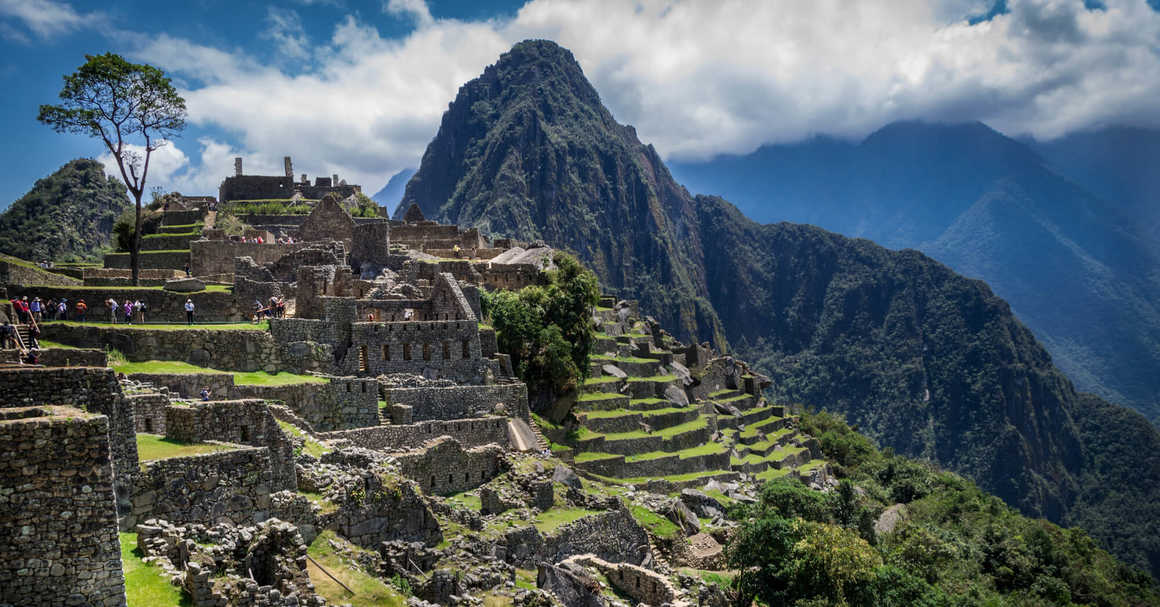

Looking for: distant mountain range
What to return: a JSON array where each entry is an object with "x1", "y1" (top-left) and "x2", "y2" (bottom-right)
[
  {"x1": 670, "y1": 123, "x2": 1160, "y2": 424},
  {"x1": 398, "y1": 39, "x2": 1160, "y2": 576},
  {"x1": 371, "y1": 168, "x2": 415, "y2": 214}
]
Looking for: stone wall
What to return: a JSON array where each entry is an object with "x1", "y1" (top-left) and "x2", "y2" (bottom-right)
[
  {"x1": 383, "y1": 383, "x2": 529, "y2": 423},
  {"x1": 395, "y1": 437, "x2": 504, "y2": 495},
  {"x1": 103, "y1": 250, "x2": 191, "y2": 270},
  {"x1": 129, "y1": 371, "x2": 235, "y2": 400},
  {"x1": 0, "y1": 367, "x2": 138, "y2": 517},
  {"x1": 128, "y1": 392, "x2": 172, "y2": 434},
  {"x1": 42, "y1": 324, "x2": 288, "y2": 372},
  {"x1": 190, "y1": 239, "x2": 312, "y2": 277},
  {"x1": 129, "y1": 446, "x2": 274, "y2": 528},
  {"x1": 346, "y1": 320, "x2": 485, "y2": 380},
  {"x1": 0, "y1": 406, "x2": 126, "y2": 607},
  {"x1": 504, "y1": 508, "x2": 649, "y2": 568},
  {"x1": 8, "y1": 284, "x2": 243, "y2": 322},
  {"x1": 164, "y1": 399, "x2": 296, "y2": 491},
  {"x1": 0, "y1": 260, "x2": 82, "y2": 287},
  {"x1": 317, "y1": 416, "x2": 509, "y2": 452},
  {"x1": 35, "y1": 347, "x2": 108, "y2": 367},
  {"x1": 83, "y1": 267, "x2": 182, "y2": 286},
  {"x1": 230, "y1": 376, "x2": 379, "y2": 431}
]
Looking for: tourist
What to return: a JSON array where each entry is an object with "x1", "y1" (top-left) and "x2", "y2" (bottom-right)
[
  {"x1": 136, "y1": 300, "x2": 146, "y2": 324},
  {"x1": 123, "y1": 300, "x2": 133, "y2": 325},
  {"x1": 1, "y1": 321, "x2": 14, "y2": 349},
  {"x1": 45, "y1": 298, "x2": 56, "y2": 321},
  {"x1": 199, "y1": 387, "x2": 210, "y2": 401},
  {"x1": 184, "y1": 263, "x2": 191, "y2": 277},
  {"x1": 30, "y1": 297, "x2": 42, "y2": 322},
  {"x1": 75, "y1": 299, "x2": 87, "y2": 322},
  {"x1": 27, "y1": 321, "x2": 40, "y2": 349},
  {"x1": 57, "y1": 298, "x2": 68, "y2": 321},
  {"x1": 23, "y1": 348, "x2": 39, "y2": 365},
  {"x1": 185, "y1": 298, "x2": 195, "y2": 325},
  {"x1": 275, "y1": 298, "x2": 286, "y2": 319},
  {"x1": 16, "y1": 297, "x2": 30, "y2": 323},
  {"x1": 107, "y1": 298, "x2": 118, "y2": 324}
]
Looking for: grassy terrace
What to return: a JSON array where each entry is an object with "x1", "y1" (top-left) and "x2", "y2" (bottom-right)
[
  {"x1": 277, "y1": 421, "x2": 332, "y2": 459},
  {"x1": 602, "y1": 469, "x2": 734, "y2": 485},
  {"x1": 623, "y1": 442, "x2": 727, "y2": 462},
  {"x1": 626, "y1": 374, "x2": 677, "y2": 383},
  {"x1": 143, "y1": 230, "x2": 199, "y2": 238},
  {"x1": 35, "y1": 284, "x2": 230, "y2": 293},
  {"x1": 121, "y1": 532, "x2": 188, "y2": 606},
  {"x1": 591, "y1": 354, "x2": 657, "y2": 364},
  {"x1": 580, "y1": 405, "x2": 697, "y2": 420},
  {"x1": 594, "y1": 416, "x2": 709, "y2": 441},
  {"x1": 55, "y1": 319, "x2": 264, "y2": 330},
  {"x1": 577, "y1": 391, "x2": 622, "y2": 403},
  {"x1": 574, "y1": 451, "x2": 621, "y2": 463},
  {"x1": 136, "y1": 433, "x2": 236, "y2": 462},
  {"x1": 114, "y1": 360, "x2": 325, "y2": 386},
  {"x1": 582, "y1": 375, "x2": 621, "y2": 386},
  {"x1": 629, "y1": 504, "x2": 680, "y2": 539},
  {"x1": 308, "y1": 531, "x2": 405, "y2": 607},
  {"x1": 533, "y1": 508, "x2": 601, "y2": 534},
  {"x1": 755, "y1": 467, "x2": 793, "y2": 482}
]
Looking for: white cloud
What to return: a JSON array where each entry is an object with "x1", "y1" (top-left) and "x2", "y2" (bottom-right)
[
  {"x1": 0, "y1": 0, "x2": 97, "y2": 38},
  {"x1": 385, "y1": 0, "x2": 434, "y2": 28},
  {"x1": 121, "y1": 0, "x2": 1160, "y2": 196},
  {"x1": 262, "y1": 7, "x2": 312, "y2": 61}
]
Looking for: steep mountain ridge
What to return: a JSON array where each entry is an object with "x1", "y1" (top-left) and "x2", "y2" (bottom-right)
[
  {"x1": 0, "y1": 158, "x2": 129, "y2": 262},
  {"x1": 670, "y1": 122, "x2": 1160, "y2": 423},
  {"x1": 401, "y1": 39, "x2": 1160, "y2": 576}
]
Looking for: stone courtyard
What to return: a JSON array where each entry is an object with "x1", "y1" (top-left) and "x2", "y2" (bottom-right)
[{"x1": 0, "y1": 181, "x2": 830, "y2": 607}]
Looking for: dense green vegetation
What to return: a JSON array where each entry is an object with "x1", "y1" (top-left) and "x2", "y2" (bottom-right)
[
  {"x1": 728, "y1": 411, "x2": 1159, "y2": 606},
  {"x1": 401, "y1": 39, "x2": 1160, "y2": 577},
  {"x1": 482, "y1": 251, "x2": 598, "y2": 402},
  {"x1": 0, "y1": 158, "x2": 129, "y2": 262}
]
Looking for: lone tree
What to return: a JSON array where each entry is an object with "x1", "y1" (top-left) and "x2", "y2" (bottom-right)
[{"x1": 38, "y1": 53, "x2": 186, "y2": 285}]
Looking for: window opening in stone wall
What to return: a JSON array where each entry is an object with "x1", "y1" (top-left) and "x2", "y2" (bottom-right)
[
  {"x1": 447, "y1": 474, "x2": 453, "y2": 486},
  {"x1": 361, "y1": 382, "x2": 367, "y2": 393},
  {"x1": 383, "y1": 344, "x2": 390, "y2": 361},
  {"x1": 442, "y1": 341, "x2": 450, "y2": 360},
  {"x1": 463, "y1": 472, "x2": 468, "y2": 483},
  {"x1": 403, "y1": 343, "x2": 412, "y2": 360},
  {"x1": 423, "y1": 343, "x2": 431, "y2": 361},
  {"x1": 144, "y1": 417, "x2": 153, "y2": 433},
  {"x1": 430, "y1": 476, "x2": 435, "y2": 489},
  {"x1": 462, "y1": 340, "x2": 470, "y2": 358},
  {"x1": 346, "y1": 383, "x2": 351, "y2": 392},
  {"x1": 240, "y1": 425, "x2": 250, "y2": 443}
]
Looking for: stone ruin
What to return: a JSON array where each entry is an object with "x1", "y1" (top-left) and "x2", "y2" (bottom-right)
[{"x1": 0, "y1": 161, "x2": 832, "y2": 607}]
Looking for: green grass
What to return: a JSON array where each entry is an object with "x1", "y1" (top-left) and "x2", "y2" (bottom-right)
[
  {"x1": 609, "y1": 469, "x2": 734, "y2": 485},
  {"x1": 533, "y1": 508, "x2": 600, "y2": 534},
  {"x1": 582, "y1": 375, "x2": 621, "y2": 385},
  {"x1": 754, "y1": 467, "x2": 793, "y2": 482},
  {"x1": 35, "y1": 339, "x2": 79, "y2": 349},
  {"x1": 56, "y1": 320, "x2": 258, "y2": 332},
  {"x1": 623, "y1": 442, "x2": 727, "y2": 463},
  {"x1": 446, "y1": 491, "x2": 482, "y2": 512},
  {"x1": 591, "y1": 354, "x2": 657, "y2": 364},
  {"x1": 299, "y1": 491, "x2": 339, "y2": 515},
  {"x1": 579, "y1": 408, "x2": 638, "y2": 420},
  {"x1": 276, "y1": 420, "x2": 332, "y2": 458},
  {"x1": 136, "y1": 433, "x2": 236, "y2": 462},
  {"x1": 121, "y1": 532, "x2": 190, "y2": 606},
  {"x1": 35, "y1": 284, "x2": 230, "y2": 293},
  {"x1": 307, "y1": 531, "x2": 406, "y2": 607},
  {"x1": 106, "y1": 249, "x2": 191, "y2": 255},
  {"x1": 630, "y1": 397, "x2": 668, "y2": 406},
  {"x1": 601, "y1": 416, "x2": 708, "y2": 442},
  {"x1": 143, "y1": 231, "x2": 199, "y2": 238},
  {"x1": 629, "y1": 504, "x2": 681, "y2": 539},
  {"x1": 574, "y1": 451, "x2": 620, "y2": 463},
  {"x1": 159, "y1": 223, "x2": 203, "y2": 229},
  {"x1": 626, "y1": 374, "x2": 677, "y2": 383},
  {"x1": 577, "y1": 391, "x2": 623, "y2": 402},
  {"x1": 113, "y1": 359, "x2": 325, "y2": 385}
]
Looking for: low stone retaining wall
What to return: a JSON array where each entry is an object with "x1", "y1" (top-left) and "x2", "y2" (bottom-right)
[
  {"x1": 41, "y1": 324, "x2": 284, "y2": 372},
  {"x1": 130, "y1": 371, "x2": 235, "y2": 399},
  {"x1": 318, "y1": 416, "x2": 510, "y2": 451},
  {"x1": 164, "y1": 399, "x2": 296, "y2": 491},
  {"x1": 383, "y1": 383, "x2": 529, "y2": 423},
  {"x1": 231, "y1": 377, "x2": 379, "y2": 431},
  {"x1": 576, "y1": 449, "x2": 730, "y2": 479},
  {"x1": 103, "y1": 250, "x2": 191, "y2": 270},
  {"x1": 581, "y1": 412, "x2": 644, "y2": 434},
  {"x1": 141, "y1": 232, "x2": 199, "y2": 251},
  {"x1": 0, "y1": 261, "x2": 81, "y2": 287},
  {"x1": 504, "y1": 508, "x2": 649, "y2": 568},
  {"x1": 129, "y1": 445, "x2": 269, "y2": 529},
  {"x1": 36, "y1": 347, "x2": 107, "y2": 367}
]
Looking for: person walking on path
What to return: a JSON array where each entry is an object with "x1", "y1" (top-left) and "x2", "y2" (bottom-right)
[
  {"x1": 27, "y1": 321, "x2": 40, "y2": 349},
  {"x1": 30, "y1": 297, "x2": 42, "y2": 322},
  {"x1": 123, "y1": 300, "x2": 133, "y2": 325},
  {"x1": 107, "y1": 298, "x2": 118, "y2": 324},
  {"x1": 76, "y1": 299, "x2": 87, "y2": 322},
  {"x1": 135, "y1": 299, "x2": 146, "y2": 324},
  {"x1": 1, "y1": 321, "x2": 15, "y2": 349},
  {"x1": 185, "y1": 298, "x2": 195, "y2": 325},
  {"x1": 57, "y1": 298, "x2": 68, "y2": 321}
]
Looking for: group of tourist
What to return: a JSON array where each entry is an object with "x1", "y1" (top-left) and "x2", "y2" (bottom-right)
[
  {"x1": 9, "y1": 295, "x2": 80, "y2": 324},
  {"x1": 252, "y1": 296, "x2": 286, "y2": 322},
  {"x1": 103, "y1": 298, "x2": 148, "y2": 324},
  {"x1": 4, "y1": 297, "x2": 45, "y2": 363}
]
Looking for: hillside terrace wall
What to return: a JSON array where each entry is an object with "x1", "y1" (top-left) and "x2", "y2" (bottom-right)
[
  {"x1": 164, "y1": 399, "x2": 296, "y2": 491},
  {"x1": 0, "y1": 366, "x2": 138, "y2": 516},
  {"x1": 35, "y1": 346, "x2": 107, "y2": 367},
  {"x1": 317, "y1": 416, "x2": 509, "y2": 451},
  {"x1": 0, "y1": 260, "x2": 82, "y2": 287},
  {"x1": 504, "y1": 508, "x2": 649, "y2": 568},
  {"x1": 41, "y1": 324, "x2": 292, "y2": 372},
  {"x1": 231, "y1": 376, "x2": 380, "y2": 431},
  {"x1": 383, "y1": 383, "x2": 529, "y2": 423},
  {"x1": 0, "y1": 406, "x2": 126, "y2": 607},
  {"x1": 395, "y1": 437, "x2": 505, "y2": 495},
  {"x1": 103, "y1": 250, "x2": 191, "y2": 270},
  {"x1": 189, "y1": 239, "x2": 311, "y2": 277},
  {"x1": 83, "y1": 267, "x2": 182, "y2": 287},
  {"x1": 129, "y1": 446, "x2": 273, "y2": 528},
  {"x1": 7, "y1": 284, "x2": 243, "y2": 322},
  {"x1": 129, "y1": 371, "x2": 235, "y2": 400}
]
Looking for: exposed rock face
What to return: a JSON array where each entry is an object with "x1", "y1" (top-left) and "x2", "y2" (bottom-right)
[{"x1": 399, "y1": 38, "x2": 1160, "y2": 574}]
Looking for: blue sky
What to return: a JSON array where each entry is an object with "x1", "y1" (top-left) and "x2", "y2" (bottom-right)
[{"x1": 2, "y1": 0, "x2": 1159, "y2": 207}]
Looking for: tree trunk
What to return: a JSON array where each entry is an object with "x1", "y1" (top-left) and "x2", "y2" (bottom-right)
[{"x1": 131, "y1": 193, "x2": 142, "y2": 286}]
